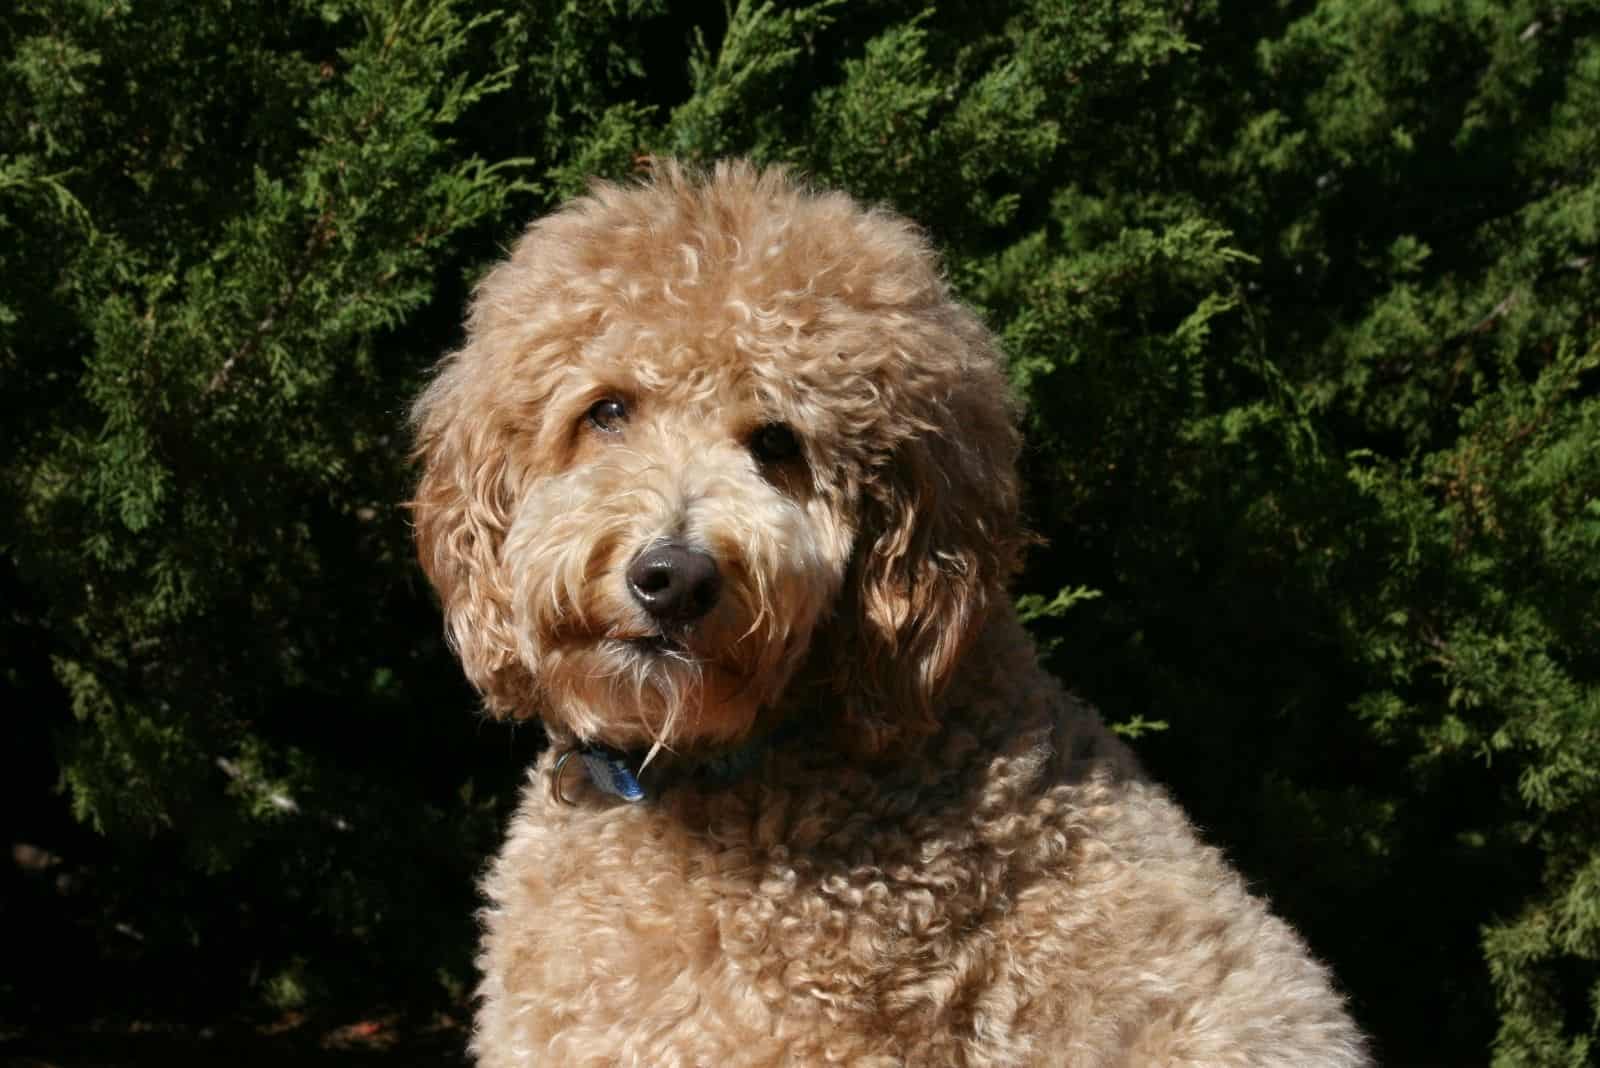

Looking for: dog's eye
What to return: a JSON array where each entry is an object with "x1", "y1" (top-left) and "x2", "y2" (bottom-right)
[
  {"x1": 587, "y1": 398, "x2": 627, "y2": 433},
  {"x1": 749, "y1": 423, "x2": 801, "y2": 464}
]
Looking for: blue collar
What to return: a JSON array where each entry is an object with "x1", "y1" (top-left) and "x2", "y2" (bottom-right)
[
  {"x1": 570, "y1": 712, "x2": 818, "y2": 804},
  {"x1": 575, "y1": 744, "x2": 649, "y2": 803}
]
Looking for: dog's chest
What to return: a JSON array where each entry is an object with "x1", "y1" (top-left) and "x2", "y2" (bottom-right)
[{"x1": 479, "y1": 756, "x2": 1088, "y2": 1064}]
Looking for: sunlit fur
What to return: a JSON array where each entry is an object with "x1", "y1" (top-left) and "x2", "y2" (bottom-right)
[{"x1": 411, "y1": 162, "x2": 1370, "y2": 1066}]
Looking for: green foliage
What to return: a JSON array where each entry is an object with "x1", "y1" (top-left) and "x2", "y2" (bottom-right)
[
  {"x1": 667, "y1": 0, "x2": 845, "y2": 159},
  {"x1": 5, "y1": 0, "x2": 1597, "y2": 1061},
  {"x1": 3, "y1": 0, "x2": 533, "y2": 1015}
]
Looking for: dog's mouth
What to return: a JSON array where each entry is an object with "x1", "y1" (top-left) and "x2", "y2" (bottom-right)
[
  {"x1": 608, "y1": 631, "x2": 694, "y2": 659},
  {"x1": 631, "y1": 634, "x2": 690, "y2": 657}
]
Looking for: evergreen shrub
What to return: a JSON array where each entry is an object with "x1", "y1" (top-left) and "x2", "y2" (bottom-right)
[{"x1": 4, "y1": 1, "x2": 1595, "y2": 1062}]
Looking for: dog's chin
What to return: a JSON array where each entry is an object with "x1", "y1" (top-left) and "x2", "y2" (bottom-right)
[{"x1": 538, "y1": 636, "x2": 768, "y2": 751}]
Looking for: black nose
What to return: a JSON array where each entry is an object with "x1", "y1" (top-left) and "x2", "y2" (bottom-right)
[{"x1": 626, "y1": 543, "x2": 722, "y2": 623}]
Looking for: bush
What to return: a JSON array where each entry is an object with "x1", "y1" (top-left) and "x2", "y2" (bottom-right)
[{"x1": 4, "y1": 1, "x2": 1596, "y2": 1062}]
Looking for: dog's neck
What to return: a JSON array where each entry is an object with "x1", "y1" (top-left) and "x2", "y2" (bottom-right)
[
  {"x1": 557, "y1": 608, "x2": 1049, "y2": 805},
  {"x1": 564, "y1": 706, "x2": 823, "y2": 803}
]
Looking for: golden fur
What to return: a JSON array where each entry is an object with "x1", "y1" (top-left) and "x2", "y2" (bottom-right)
[{"x1": 412, "y1": 161, "x2": 1369, "y2": 1066}]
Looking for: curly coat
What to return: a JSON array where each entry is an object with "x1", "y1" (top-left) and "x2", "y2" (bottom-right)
[{"x1": 411, "y1": 161, "x2": 1369, "y2": 1067}]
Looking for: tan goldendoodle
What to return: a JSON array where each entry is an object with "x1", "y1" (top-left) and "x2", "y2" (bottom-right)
[{"x1": 411, "y1": 161, "x2": 1369, "y2": 1067}]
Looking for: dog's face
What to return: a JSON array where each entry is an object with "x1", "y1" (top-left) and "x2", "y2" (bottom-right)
[{"x1": 412, "y1": 163, "x2": 1021, "y2": 753}]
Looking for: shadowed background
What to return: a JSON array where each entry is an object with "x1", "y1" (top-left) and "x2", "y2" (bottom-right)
[{"x1": 2, "y1": 1, "x2": 1597, "y2": 1064}]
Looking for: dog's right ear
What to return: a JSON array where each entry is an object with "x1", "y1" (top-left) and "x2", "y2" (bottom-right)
[{"x1": 410, "y1": 355, "x2": 536, "y2": 717}]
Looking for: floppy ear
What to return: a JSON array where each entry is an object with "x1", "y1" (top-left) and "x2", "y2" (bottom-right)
[
  {"x1": 410, "y1": 355, "x2": 536, "y2": 718},
  {"x1": 826, "y1": 313, "x2": 1025, "y2": 754}
]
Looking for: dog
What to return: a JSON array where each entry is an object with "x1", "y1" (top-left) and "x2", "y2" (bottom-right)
[{"x1": 411, "y1": 161, "x2": 1369, "y2": 1066}]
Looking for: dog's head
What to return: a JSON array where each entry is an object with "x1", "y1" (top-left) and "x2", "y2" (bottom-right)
[{"x1": 412, "y1": 161, "x2": 1022, "y2": 754}]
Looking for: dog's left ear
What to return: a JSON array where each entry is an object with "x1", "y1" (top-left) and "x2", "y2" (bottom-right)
[{"x1": 826, "y1": 308, "x2": 1025, "y2": 754}]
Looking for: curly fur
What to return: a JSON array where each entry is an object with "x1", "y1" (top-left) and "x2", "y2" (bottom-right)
[{"x1": 412, "y1": 161, "x2": 1370, "y2": 1067}]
